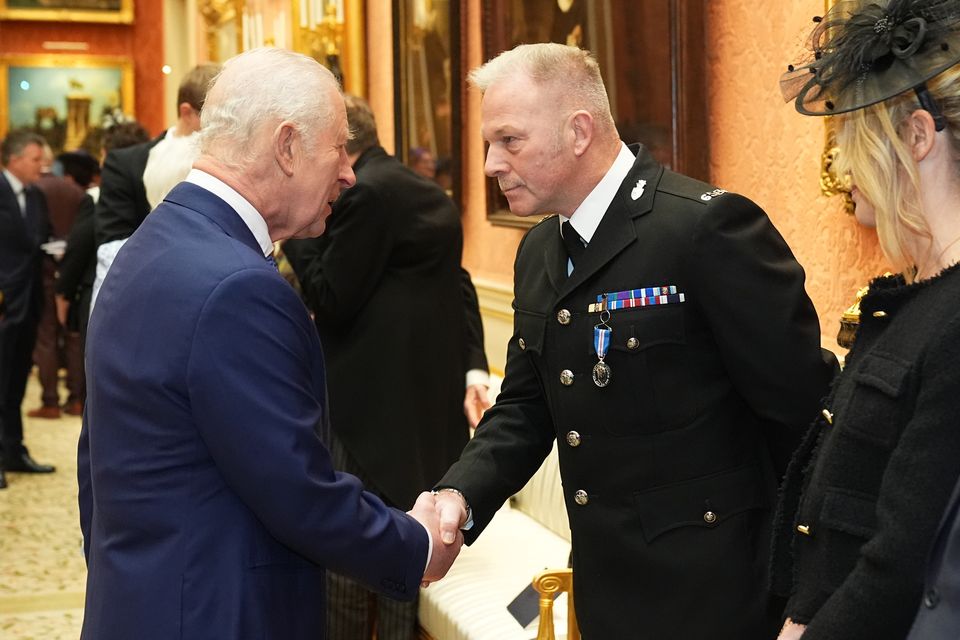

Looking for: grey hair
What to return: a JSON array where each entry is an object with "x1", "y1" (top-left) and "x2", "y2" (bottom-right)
[
  {"x1": 343, "y1": 94, "x2": 379, "y2": 155},
  {"x1": 1, "y1": 130, "x2": 45, "y2": 165},
  {"x1": 200, "y1": 48, "x2": 340, "y2": 169},
  {"x1": 468, "y1": 43, "x2": 616, "y2": 136}
]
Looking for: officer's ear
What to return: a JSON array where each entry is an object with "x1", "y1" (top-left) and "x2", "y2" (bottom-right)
[{"x1": 570, "y1": 110, "x2": 594, "y2": 157}]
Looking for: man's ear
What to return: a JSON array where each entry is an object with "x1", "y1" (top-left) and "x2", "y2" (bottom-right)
[
  {"x1": 570, "y1": 110, "x2": 594, "y2": 157},
  {"x1": 906, "y1": 108, "x2": 937, "y2": 162},
  {"x1": 274, "y1": 122, "x2": 297, "y2": 176}
]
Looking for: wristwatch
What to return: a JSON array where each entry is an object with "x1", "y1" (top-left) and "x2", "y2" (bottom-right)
[{"x1": 432, "y1": 487, "x2": 474, "y2": 530}]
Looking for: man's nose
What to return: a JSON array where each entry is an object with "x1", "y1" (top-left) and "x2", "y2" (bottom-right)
[
  {"x1": 340, "y1": 162, "x2": 356, "y2": 189},
  {"x1": 484, "y1": 147, "x2": 505, "y2": 178}
]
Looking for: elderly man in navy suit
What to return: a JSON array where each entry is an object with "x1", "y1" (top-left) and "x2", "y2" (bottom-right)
[
  {"x1": 0, "y1": 130, "x2": 56, "y2": 490},
  {"x1": 79, "y1": 48, "x2": 461, "y2": 640}
]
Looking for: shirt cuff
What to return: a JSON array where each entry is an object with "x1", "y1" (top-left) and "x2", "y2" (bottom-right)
[
  {"x1": 417, "y1": 519, "x2": 434, "y2": 576},
  {"x1": 465, "y1": 369, "x2": 490, "y2": 389}
]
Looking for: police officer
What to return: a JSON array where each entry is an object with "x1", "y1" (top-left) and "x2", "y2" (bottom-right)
[{"x1": 431, "y1": 43, "x2": 835, "y2": 639}]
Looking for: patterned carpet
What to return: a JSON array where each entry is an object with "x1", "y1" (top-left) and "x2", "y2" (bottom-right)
[{"x1": 0, "y1": 376, "x2": 85, "y2": 639}]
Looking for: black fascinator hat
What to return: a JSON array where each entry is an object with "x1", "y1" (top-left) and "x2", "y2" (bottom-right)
[{"x1": 782, "y1": 0, "x2": 960, "y2": 123}]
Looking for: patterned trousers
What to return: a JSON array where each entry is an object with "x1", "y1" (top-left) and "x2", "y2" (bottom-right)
[{"x1": 326, "y1": 434, "x2": 419, "y2": 640}]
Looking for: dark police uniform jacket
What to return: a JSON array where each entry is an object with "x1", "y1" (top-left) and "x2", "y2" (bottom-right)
[{"x1": 438, "y1": 144, "x2": 834, "y2": 639}]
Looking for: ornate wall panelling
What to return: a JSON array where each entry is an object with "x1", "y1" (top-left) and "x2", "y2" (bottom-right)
[{"x1": 392, "y1": 0, "x2": 462, "y2": 205}]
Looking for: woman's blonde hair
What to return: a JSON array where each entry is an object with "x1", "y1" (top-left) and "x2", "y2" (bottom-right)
[{"x1": 835, "y1": 64, "x2": 960, "y2": 280}]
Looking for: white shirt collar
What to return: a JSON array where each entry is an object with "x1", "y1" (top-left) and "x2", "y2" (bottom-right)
[
  {"x1": 185, "y1": 168, "x2": 274, "y2": 257},
  {"x1": 3, "y1": 169, "x2": 25, "y2": 195},
  {"x1": 559, "y1": 142, "x2": 635, "y2": 243}
]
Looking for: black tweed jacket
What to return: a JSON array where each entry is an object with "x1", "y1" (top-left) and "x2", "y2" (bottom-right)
[{"x1": 771, "y1": 264, "x2": 960, "y2": 639}]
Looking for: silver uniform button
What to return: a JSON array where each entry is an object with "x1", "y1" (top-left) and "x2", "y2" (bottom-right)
[
  {"x1": 703, "y1": 511, "x2": 717, "y2": 524},
  {"x1": 557, "y1": 309, "x2": 571, "y2": 325},
  {"x1": 574, "y1": 489, "x2": 589, "y2": 506},
  {"x1": 518, "y1": 337, "x2": 526, "y2": 350},
  {"x1": 560, "y1": 369, "x2": 575, "y2": 386},
  {"x1": 566, "y1": 431, "x2": 582, "y2": 447},
  {"x1": 626, "y1": 337, "x2": 639, "y2": 350}
]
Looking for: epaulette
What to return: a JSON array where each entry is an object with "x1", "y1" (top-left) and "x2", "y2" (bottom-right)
[
  {"x1": 657, "y1": 170, "x2": 729, "y2": 205},
  {"x1": 533, "y1": 213, "x2": 558, "y2": 228}
]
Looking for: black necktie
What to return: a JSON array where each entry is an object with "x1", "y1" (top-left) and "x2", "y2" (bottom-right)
[{"x1": 561, "y1": 220, "x2": 586, "y2": 267}]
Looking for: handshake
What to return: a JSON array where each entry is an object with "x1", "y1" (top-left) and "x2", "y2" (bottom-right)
[{"x1": 407, "y1": 489, "x2": 470, "y2": 585}]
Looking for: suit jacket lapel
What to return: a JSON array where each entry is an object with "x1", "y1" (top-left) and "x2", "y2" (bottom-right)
[
  {"x1": 556, "y1": 144, "x2": 663, "y2": 300},
  {"x1": 23, "y1": 186, "x2": 45, "y2": 243},
  {"x1": 0, "y1": 173, "x2": 27, "y2": 236}
]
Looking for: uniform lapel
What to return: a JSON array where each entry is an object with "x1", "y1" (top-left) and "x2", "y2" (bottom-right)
[
  {"x1": 543, "y1": 216, "x2": 568, "y2": 294},
  {"x1": 556, "y1": 144, "x2": 662, "y2": 300}
]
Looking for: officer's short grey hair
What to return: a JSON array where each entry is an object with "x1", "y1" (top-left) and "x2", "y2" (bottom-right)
[{"x1": 468, "y1": 43, "x2": 616, "y2": 135}]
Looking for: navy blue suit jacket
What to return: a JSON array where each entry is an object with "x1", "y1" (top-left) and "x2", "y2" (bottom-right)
[{"x1": 79, "y1": 182, "x2": 428, "y2": 639}]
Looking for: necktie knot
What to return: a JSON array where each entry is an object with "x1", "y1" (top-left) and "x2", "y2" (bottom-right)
[{"x1": 561, "y1": 220, "x2": 586, "y2": 266}]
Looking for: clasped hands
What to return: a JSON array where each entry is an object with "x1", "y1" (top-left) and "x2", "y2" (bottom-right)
[{"x1": 407, "y1": 490, "x2": 470, "y2": 586}]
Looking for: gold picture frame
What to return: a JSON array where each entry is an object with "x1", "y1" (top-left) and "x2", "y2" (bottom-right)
[
  {"x1": 393, "y1": 0, "x2": 462, "y2": 205},
  {"x1": 0, "y1": 0, "x2": 134, "y2": 24},
  {"x1": 1, "y1": 54, "x2": 135, "y2": 155},
  {"x1": 820, "y1": 0, "x2": 855, "y2": 213}
]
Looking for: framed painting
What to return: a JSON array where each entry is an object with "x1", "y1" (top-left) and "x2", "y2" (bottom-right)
[
  {"x1": 0, "y1": 0, "x2": 133, "y2": 23},
  {"x1": 481, "y1": 0, "x2": 707, "y2": 228},
  {"x1": 0, "y1": 54, "x2": 135, "y2": 156},
  {"x1": 393, "y1": 0, "x2": 463, "y2": 206}
]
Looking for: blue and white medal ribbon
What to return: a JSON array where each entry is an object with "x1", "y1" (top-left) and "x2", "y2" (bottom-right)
[{"x1": 592, "y1": 310, "x2": 612, "y2": 388}]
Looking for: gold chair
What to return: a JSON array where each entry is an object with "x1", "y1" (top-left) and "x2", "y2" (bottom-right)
[{"x1": 533, "y1": 568, "x2": 580, "y2": 640}]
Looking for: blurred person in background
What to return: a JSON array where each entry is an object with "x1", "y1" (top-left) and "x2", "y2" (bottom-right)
[
  {"x1": 55, "y1": 123, "x2": 151, "y2": 350},
  {"x1": 27, "y1": 150, "x2": 99, "y2": 419},
  {"x1": 91, "y1": 63, "x2": 220, "y2": 313},
  {"x1": 0, "y1": 130, "x2": 56, "y2": 489}
]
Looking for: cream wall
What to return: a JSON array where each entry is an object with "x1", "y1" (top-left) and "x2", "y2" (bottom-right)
[{"x1": 706, "y1": 1, "x2": 889, "y2": 349}]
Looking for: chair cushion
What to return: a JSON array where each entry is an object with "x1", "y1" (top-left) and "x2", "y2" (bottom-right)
[{"x1": 418, "y1": 503, "x2": 571, "y2": 640}]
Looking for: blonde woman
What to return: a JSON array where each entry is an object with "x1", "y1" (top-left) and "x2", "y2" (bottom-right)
[{"x1": 773, "y1": 1, "x2": 960, "y2": 639}]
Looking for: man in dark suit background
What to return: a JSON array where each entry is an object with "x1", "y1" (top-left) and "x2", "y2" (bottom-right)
[
  {"x1": 432, "y1": 43, "x2": 836, "y2": 639},
  {"x1": 79, "y1": 48, "x2": 461, "y2": 640},
  {"x1": 91, "y1": 63, "x2": 220, "y2": 311},
  {"x1": 283, "y1": 95, "x2": 489, "y2": 640},
  {"x1": 0, "y1": 130, "x2": 56, "y2": 490},
  {"x1": 55, "y1": 123, "x2": 151, "y2": 347},
  {"x1": 27, "y1": 150, "x2": 96, "y2": 419}
]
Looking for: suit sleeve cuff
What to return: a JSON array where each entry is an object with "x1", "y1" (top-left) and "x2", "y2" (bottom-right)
[
  {"x1": 417, "y1": 519, "x2": 433, "y2": 575},
  {"x1": 465, "y1": 369, "x2": 490, "y2": 389}
]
